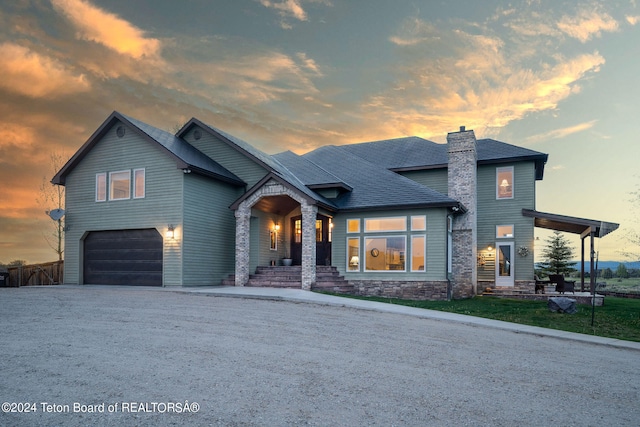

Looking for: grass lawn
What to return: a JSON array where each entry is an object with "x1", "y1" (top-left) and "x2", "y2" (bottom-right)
[{"x1": 326, "y1": 294, "x2": 640, "y2": 342}]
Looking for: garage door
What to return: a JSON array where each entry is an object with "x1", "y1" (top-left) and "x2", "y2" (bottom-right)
[{"x1": 84, "y1": 229, "x2": 163, "y2": 286}]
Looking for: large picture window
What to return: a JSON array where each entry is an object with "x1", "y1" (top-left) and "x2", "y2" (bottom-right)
[
  {"x1": 109, "y1": 170, "x2": 131, "y2": 200},
  {"x1": 364, "y1": 236, "x2": 406, "y2": 271},
  {"x1": 496, "y1": 167, "x2": 514, "y2": 199}
]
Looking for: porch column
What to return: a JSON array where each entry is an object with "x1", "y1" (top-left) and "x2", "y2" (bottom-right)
[
  {"x1": 234, "y1": 205, "x2": 251, "y2": 287},
  {"x1": 300, "y1": 203, "x2": 318, "y2": 291}
]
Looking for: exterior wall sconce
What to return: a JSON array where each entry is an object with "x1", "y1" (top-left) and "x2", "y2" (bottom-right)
[
  {"x1": 273, "y1": 222, "x2": 280, "y2": 232},
  {"x1": 487, "y1": 245, "x2": 493, "y2": 252},
  {"x1": 166, "y1": 225, "x2": 175, "y2": 240}
]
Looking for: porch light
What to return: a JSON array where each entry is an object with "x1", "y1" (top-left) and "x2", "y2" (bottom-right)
[
  {"x1": 487, "y1": 245, "x2": 493, "y2": 252},
  {"x1": 166, "y1": 225, "x2": 175, "y2": 240},
  {"x1": 349, "y1": 256, "x2": 359, "y2": 267},
  {"x1": 273, "y1": 222, "x2": 280, "y2": 232}
]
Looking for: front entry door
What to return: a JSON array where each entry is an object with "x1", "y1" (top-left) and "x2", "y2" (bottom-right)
[
  {"x1": 291, "y1": 215, "x2": 331, "y2": 265},
  {"x1": 495, "y1": 242, "x2": 514, "y2": 287}
]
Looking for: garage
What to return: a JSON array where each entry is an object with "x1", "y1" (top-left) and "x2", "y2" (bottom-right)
[{"x1": 83, "y1": 229, "x2": 163, "y2": 286}]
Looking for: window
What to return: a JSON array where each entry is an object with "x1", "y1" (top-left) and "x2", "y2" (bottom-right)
[
  {"x1": 347, "y1": 219, "x2": 360, "y2": 233},
  {"x1": 411, "y1": 235, "x2": 426, "y2": 271},
  {"x1": 133, "y1": 169, "x2": 145, "y2": 199},
  {"x1": 316, "y1": 220, "x2": 323, "y2": 242},
  {"x1": 347, "y1": 237, "x2": 360, "y2": 271},
  {"x1": 109, "y1": 170, "x2": 131, "y2": 200},
  {"x1": 496, "y1": 225, "x2": 514, "y2": 238},
  {"x1": 294, "y1": 219, "x2": 302, "y2": 243},
  {"x1": 496, "y1": 167, "x2": 514, "y2": 199},
  {"x1": 96, "y1": 173, "x2": 106, "y2": 202},
  {"x1": 365, "y1": 236, "x2": 406, "y2": 271},
  {"x1": 364, "y1": 217, "x2": 407, "y2": 232},
  {"x1": 411, "y1": 216, "x2": 426, "y2": 231}
]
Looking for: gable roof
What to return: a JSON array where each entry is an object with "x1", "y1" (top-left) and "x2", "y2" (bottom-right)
[
  {"x1": 180, "y1": 119, "x2": 338, "y2": 211},
  {"x1": 52, "y1": 111, "x2": 244, "y2": 186},
  {"x1": 290, "y1": 146, "x2": 462, "y2": 211},
  {"x1": 339, "y1": 136, "x2": 548, "y2": 179}
]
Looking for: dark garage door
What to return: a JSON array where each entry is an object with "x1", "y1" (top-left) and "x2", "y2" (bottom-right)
[{"x1": 84, "y1": 229, "x2": 163, "y2": 286}]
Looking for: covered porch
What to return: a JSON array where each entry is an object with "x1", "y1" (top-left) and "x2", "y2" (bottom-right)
[
  {"x1": 231, "y1": 174, "x2": 335, "y2": 290},
  {"x1": 522, "y1": 209, "x2": 619, "y2": 293}
]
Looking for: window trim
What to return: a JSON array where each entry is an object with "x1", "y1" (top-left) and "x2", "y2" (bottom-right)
[
  {"x1": 364, "y1": 235, "x2": 407, "y2": 272},
  {"x1": 411, "y1": 234, "x2": 426, "y2": 272},
  {"x1": 96, "y1": 173, "x2": 106, "y2": 202},
  {"x1": 364, "y1": 216, "x2": 407, "y2": 233},
  {"x1": 133, "y1": 168, "x2": 145, "y2": 199},
  {"x1": 109, "y1": 170, "x2": 131, "y2": 201},
  {"x1": 496, "y1": 166, "x2": 514, "y2": 200},
  {"x1": 496, "y1": 225, "x2": 514, "y2": 239}
]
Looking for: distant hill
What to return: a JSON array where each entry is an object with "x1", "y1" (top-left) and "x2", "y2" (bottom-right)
[{"x1": 567, "y1": 261, "x2": 640, "y2": 270}]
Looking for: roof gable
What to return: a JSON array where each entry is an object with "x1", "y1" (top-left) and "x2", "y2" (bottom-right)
[{"x1": 52, "y1": 112, "x2": 244, "y2": 186}]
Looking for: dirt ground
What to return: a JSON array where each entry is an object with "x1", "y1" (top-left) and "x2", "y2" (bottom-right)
[{"x1": 1, "y1": 286, "x2": 639, "y2": 426}]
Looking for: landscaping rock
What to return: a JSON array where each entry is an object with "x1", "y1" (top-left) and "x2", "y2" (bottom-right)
[{"x1": 548, "y1": 296, "x2": 577, "y2": 314}]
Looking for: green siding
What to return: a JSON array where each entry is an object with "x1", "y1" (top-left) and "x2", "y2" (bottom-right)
[
  {"x1": 332, "y1": 208, "x2": 449, "y2": 281},
  {"x1": 398, "y1": 169, "x2": 448, "y2": 195},
  {"x1": 182, "y1": 174, "x2": 242, "y2": 286},
  {"x1": 184, "y1": 126, "x2": 269, "y2": 188},
  {"x1": 63, "y1": 120, "x2": 183, "y2": 285},
  {"x1": 477, "y1": 162, "x2": 536, "y2": 282},
  {"x1": 249, "y1": 210, "x2": 286, "y2": 269}
]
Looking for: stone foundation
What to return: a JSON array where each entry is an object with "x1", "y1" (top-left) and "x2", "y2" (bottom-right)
[{"x1": 351, "y1": 280, "x2": 449, "y2": 301}]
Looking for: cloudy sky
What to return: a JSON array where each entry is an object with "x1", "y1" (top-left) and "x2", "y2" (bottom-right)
[{"x1": 1, "y1": 0, "x2": 639, "y2": 264}]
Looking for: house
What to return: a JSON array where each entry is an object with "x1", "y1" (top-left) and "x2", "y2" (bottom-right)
[{"x1": 53, "y1": 111, "x2": 550, "y2": 299}]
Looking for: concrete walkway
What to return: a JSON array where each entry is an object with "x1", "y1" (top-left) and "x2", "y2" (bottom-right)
[{"x1": 62, "y1": 285, "x2": 640, "y2": 351}]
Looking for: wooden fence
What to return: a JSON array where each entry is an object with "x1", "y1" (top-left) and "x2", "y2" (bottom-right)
[{"x1": 6, "y1": 261, "x2": 64, "y2": 287}]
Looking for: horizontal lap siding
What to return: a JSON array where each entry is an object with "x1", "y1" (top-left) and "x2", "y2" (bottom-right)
[
  {"x1": 477, "y1": 163, "x2": 536, "y2": 281},
  {"x1": 398, "y1": 169, "x2": 448, "y2": 195},
  {"x1": 63, "y1": 121, "x2": 183, "y2": 285},
  {"x1": 184, "y1": 127, "x2": 268, "y2": 188},
  {"x1": 182, "y1": 174, "x2": 241, "y2": 286}
]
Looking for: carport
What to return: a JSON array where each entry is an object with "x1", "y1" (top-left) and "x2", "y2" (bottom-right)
[{"x1": 522, "y1": 209, "x2": 619, "y2": 292}]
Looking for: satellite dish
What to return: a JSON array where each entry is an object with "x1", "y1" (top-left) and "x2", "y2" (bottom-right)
[{"x1": 48, "y1": 208, "x2": 65, "y2": 221}]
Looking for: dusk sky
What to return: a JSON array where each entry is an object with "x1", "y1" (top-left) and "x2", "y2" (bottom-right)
[{"x1": 1, "y1": 0, "x2": 639, "y2": 264}]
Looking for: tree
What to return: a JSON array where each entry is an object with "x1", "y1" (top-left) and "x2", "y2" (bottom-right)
[
  {"x1": 538, "y1": 231, "x2": 576, "y2": 276},
  {"x1": 36, "y1": 152, "x2": 66, "y2": 261},
  {"x1": 602, "y1": 267, "x2": 614, "y2": 279},
  {"x1": 616, "y1": 263, "x2": 629, "y2": 279}
]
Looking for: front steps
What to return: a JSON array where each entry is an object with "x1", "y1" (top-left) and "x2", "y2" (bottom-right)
[{"x1": 222, "y1": 266, "x2": 353, "y2": 293}]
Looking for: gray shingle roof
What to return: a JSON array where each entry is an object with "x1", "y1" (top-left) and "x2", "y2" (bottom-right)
[
  {"x1": 339, "y1": 135, "x2": 548, "y2": 174},
  {"x1": 299, "y1": 146, "x2": 460, "y2": 211},
  {"x1": 120, "y1": 114, "x2": 245, "y2": 185}
]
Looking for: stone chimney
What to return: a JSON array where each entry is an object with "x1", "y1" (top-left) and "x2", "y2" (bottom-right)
[{"x1": 447, "y1": 126, "x2": 477, "y2": 298}]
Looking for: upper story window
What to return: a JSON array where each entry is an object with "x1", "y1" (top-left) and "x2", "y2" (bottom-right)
[
  {"x1": 109, "y1": 170, "x2": 131, "y2": 200},
  {"x1": 496, "y1": 225, "x2": 514, "y2": 238},
  {"x1": 364, "y1": 217, "x2": 407, "y2": 232},
  {"x1": 496, "y1": 167, "x2": 514, "y2": 199},
  {"x1": 97, "y1": 168, "x2": 145, "y2": 202},
  {"x1": 96, "y1": 173, "x2": 106, "y2": 202},
  {"x1": 133, "y1": 169, "x2": 145, "y2": 199}
]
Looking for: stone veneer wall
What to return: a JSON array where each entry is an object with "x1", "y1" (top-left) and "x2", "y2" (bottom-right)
[
  {"x1": 447, "y1": 128, "x2": 478, "y2": 299},
  {"x1": 351, "y1": 280, "x2": 449, "y2": 301}
]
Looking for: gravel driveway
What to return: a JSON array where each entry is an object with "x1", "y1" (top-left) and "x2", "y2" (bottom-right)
[{"x1": 1, "y1": 286, "x2": 638, "y2": 426}]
